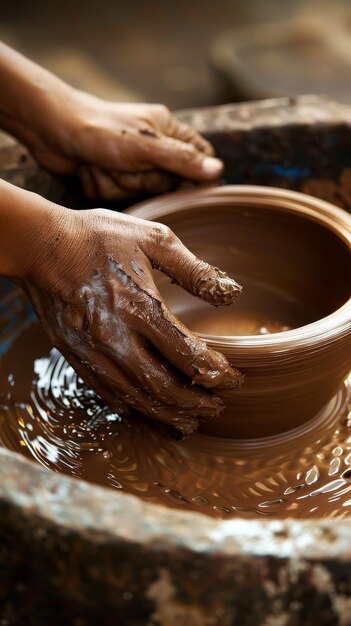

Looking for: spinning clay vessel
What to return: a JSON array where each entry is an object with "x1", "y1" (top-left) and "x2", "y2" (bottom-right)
[{"x1": 1, "y1": 96, "x2": 351, "y2": 626}]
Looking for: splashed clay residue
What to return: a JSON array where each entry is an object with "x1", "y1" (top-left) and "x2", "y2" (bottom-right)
[
  {"x1": 0, "y1": 186, "x2": 350, "y2": 521},
  {"x1": 0, "y1": 319, "x2": 350, "y2": 520}
]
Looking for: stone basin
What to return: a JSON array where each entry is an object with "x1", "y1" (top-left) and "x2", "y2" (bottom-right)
[{"x1": 1, "y1": 95, "x2": 351, "y2": 626}]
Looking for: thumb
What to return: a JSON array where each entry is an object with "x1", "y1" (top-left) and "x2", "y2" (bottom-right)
[{"x1": 144, "y1": 224, "x2": 242, "y2": 306}]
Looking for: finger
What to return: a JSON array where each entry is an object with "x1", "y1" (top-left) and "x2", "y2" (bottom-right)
[
  {"x1": 101, "y1": 332, "x2": 224, "y2": 414},
  {"x1": 112, "y1": 170, "x2": 178, "y2": 195},
  {"x1": 89, "y1": 166, "x2": 136, "y2": 200},
  {"x1": 112, "y1": 268, "x2": 243, "y2": 390},
  {"x1": 79, "y1": 164, "x2": 99, "y2": 199},
  {"x1": 167, "y1": 117, "x2": 214, "y2": 157},
  {"x1": 61, "y1": 349, "x2": 130, "y2": 417},
  {"x1": 83, "y1": 167, "x2": 178, "y2": 199},
  {"x1": 79, "y1": 165, "x2": 135, "y2": 201},
  {"x1": 139, "y1": 298, "x2": 244, "y2": 391},
  {"x1": 155, "y1": 106, "x2": 214, "y2": 156},
  {"x1": 143, "y1": 223, "x2": 242, "y2": 306},
  {"x1": 144, "y1": 135, "x2": 223, "y2": 181},
  {"x1": 32, "y1": 147, "x2": 77, "y2": 175},
  {"x1": 73, "y1": 346, "x2": 222, "y2": 435}
]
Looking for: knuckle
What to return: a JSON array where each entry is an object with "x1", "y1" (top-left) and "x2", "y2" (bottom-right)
[
  {"x1": 149, "y1": 222, "x2": 176, "y2": 247},
  {"x1": 130, "y1": 295, "x2": 158, "y2": 327},
  {"x1": 153, "y1": 103, "x2": 170, "y2": 120},
  {"x1": 173, "y1": 119, "x2": 193, "y2": 139},
  {"x1": 60, "y1": 303, "x2": 92, "y2": 338},
  {"x1": 179, "y1": 143, "x2": 198, "y2": 164},
  {"x1": 91, "y1": 207, "x2": 110, "y2": 219}
]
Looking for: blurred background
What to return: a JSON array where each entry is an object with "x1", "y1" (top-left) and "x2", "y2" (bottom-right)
[{"x1": 1, "y1": 0, "x2": 351, "y2": 110}]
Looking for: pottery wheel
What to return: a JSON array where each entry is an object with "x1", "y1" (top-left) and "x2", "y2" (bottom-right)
[{"x1": 1, "y1": 288, "x2": 351, "y2": 521}]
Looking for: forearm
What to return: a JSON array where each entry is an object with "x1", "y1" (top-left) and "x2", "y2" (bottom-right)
[
  {"x1": 0, "y1": 178, "x2": 65, "y2": 280},
  {"x1": 0, "y1": 41, "x2": 73, "y2": 145},
  {"x1": 0, "y1": 42, "x2": 223, "y2": 202}
]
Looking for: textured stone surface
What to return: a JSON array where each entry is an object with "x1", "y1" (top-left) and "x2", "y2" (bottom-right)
[
  {"x1": 178, "y1": 95, "x2": 351, "y2": 212},
  {"x1": 2, "y1": 449, "x2": 351, "y2": 626},
  {"x1": 1, "y1": 95, "x2": 351, "y2": 625}
]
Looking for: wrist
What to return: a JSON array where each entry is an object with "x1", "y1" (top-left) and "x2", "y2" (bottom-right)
[
  {"x1": 0, "y1": 42, "x2": 76, "y2": 149},
  {"x1": 0, "y1": 179, "x2": 70, "y2": 281}
]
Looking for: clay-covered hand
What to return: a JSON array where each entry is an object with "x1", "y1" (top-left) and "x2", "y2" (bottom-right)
[
  {"x1": 0, "y1": 42, "x2": 223, "y2": 199},
  {"x1": 16, "y1": 204, "x2": 243, "y2": 435},
  {"x1": 30, "y1": 96, "x2": 223, "y2": 200}
]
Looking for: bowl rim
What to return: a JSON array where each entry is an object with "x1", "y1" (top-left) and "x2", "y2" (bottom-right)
[{"x1": 128, "y1": 185, "x2": 351, "y2": 351}]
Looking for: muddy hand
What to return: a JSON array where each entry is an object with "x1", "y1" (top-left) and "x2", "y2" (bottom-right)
[
  {"x1": 8, "y1": 200, "x2": 243, "y2": 435},
  {"x1": 33, "y1": 99, "x2": 223, "y2": 201},
  {"x1": 0, "y1": 43, "x2": 223, "y2": 199}
]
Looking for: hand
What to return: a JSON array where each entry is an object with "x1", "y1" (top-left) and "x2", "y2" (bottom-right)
[
  {"x1": 30, "y1": 95, "x2": 223, "y2": 200},
  {"x1": 16, "y1": 203, "x2": 243, "y2": 435},
  {"x1": 5, "y1": 76, "x2": 223, "y2": 200},
  {"x1": 0, "y1": 42, "x2": 223, "y2": 198}
]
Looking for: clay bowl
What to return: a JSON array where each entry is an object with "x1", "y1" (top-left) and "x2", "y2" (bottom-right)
[{"x1": 129, "y1": 186, "x2": 351, "y2": 439}]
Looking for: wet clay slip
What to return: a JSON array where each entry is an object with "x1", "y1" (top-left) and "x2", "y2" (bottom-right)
[{"x1": 1, "y1": 186, "x2": 351, "y2": 522}]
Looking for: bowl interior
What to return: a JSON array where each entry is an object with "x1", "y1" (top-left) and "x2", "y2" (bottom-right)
[{"x1": 154, "y1": 202, "x2": 351, "y2": 337}]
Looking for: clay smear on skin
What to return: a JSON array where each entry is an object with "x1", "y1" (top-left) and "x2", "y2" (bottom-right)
[
  {"x1": 1, "y1": 188, "x2": 350, "y2": 520},
  {"x1": 1, "y1": 319, "x2": 351, "y2": 521}
]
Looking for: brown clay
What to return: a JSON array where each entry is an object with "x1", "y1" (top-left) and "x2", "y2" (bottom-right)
[
  {"x1": 0, "y1": 176, "x2": 245, "y2": 437},
  {"x1": 130, "y1": 186, "x2": 351, "y2": 438},
  {"x1": 1, "y1": 186, "x2": 350, "y2": 522},
  {"x1": 0, "y1": 42, "x2": 225, "y2": 201},
  {"x1": 0, "y1": 306, "x2": 350, "y2": 521}
]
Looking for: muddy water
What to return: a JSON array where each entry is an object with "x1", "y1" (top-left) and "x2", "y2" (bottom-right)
[{"x1": 1, "y1": 287, "x2": 351, "y2": 520}]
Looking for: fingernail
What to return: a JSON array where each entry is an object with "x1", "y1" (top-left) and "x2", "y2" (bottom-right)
[
  {"x1": 215, "y1": 275, "x2": 243, "y2": 305},
  {"x1": 221, "y1": 367, "x2": 245, "y2": 390},
  {"x1": 195, "y1": 266, "x2": 243, "y2": 306},
  {"x1": 201, "y1": 157, "x2": 224, "y2": 178}
]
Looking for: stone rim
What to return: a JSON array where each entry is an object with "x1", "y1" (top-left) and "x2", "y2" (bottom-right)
[{"x1": 2, "y1": 446, "x2": 351, "y2": 561}]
